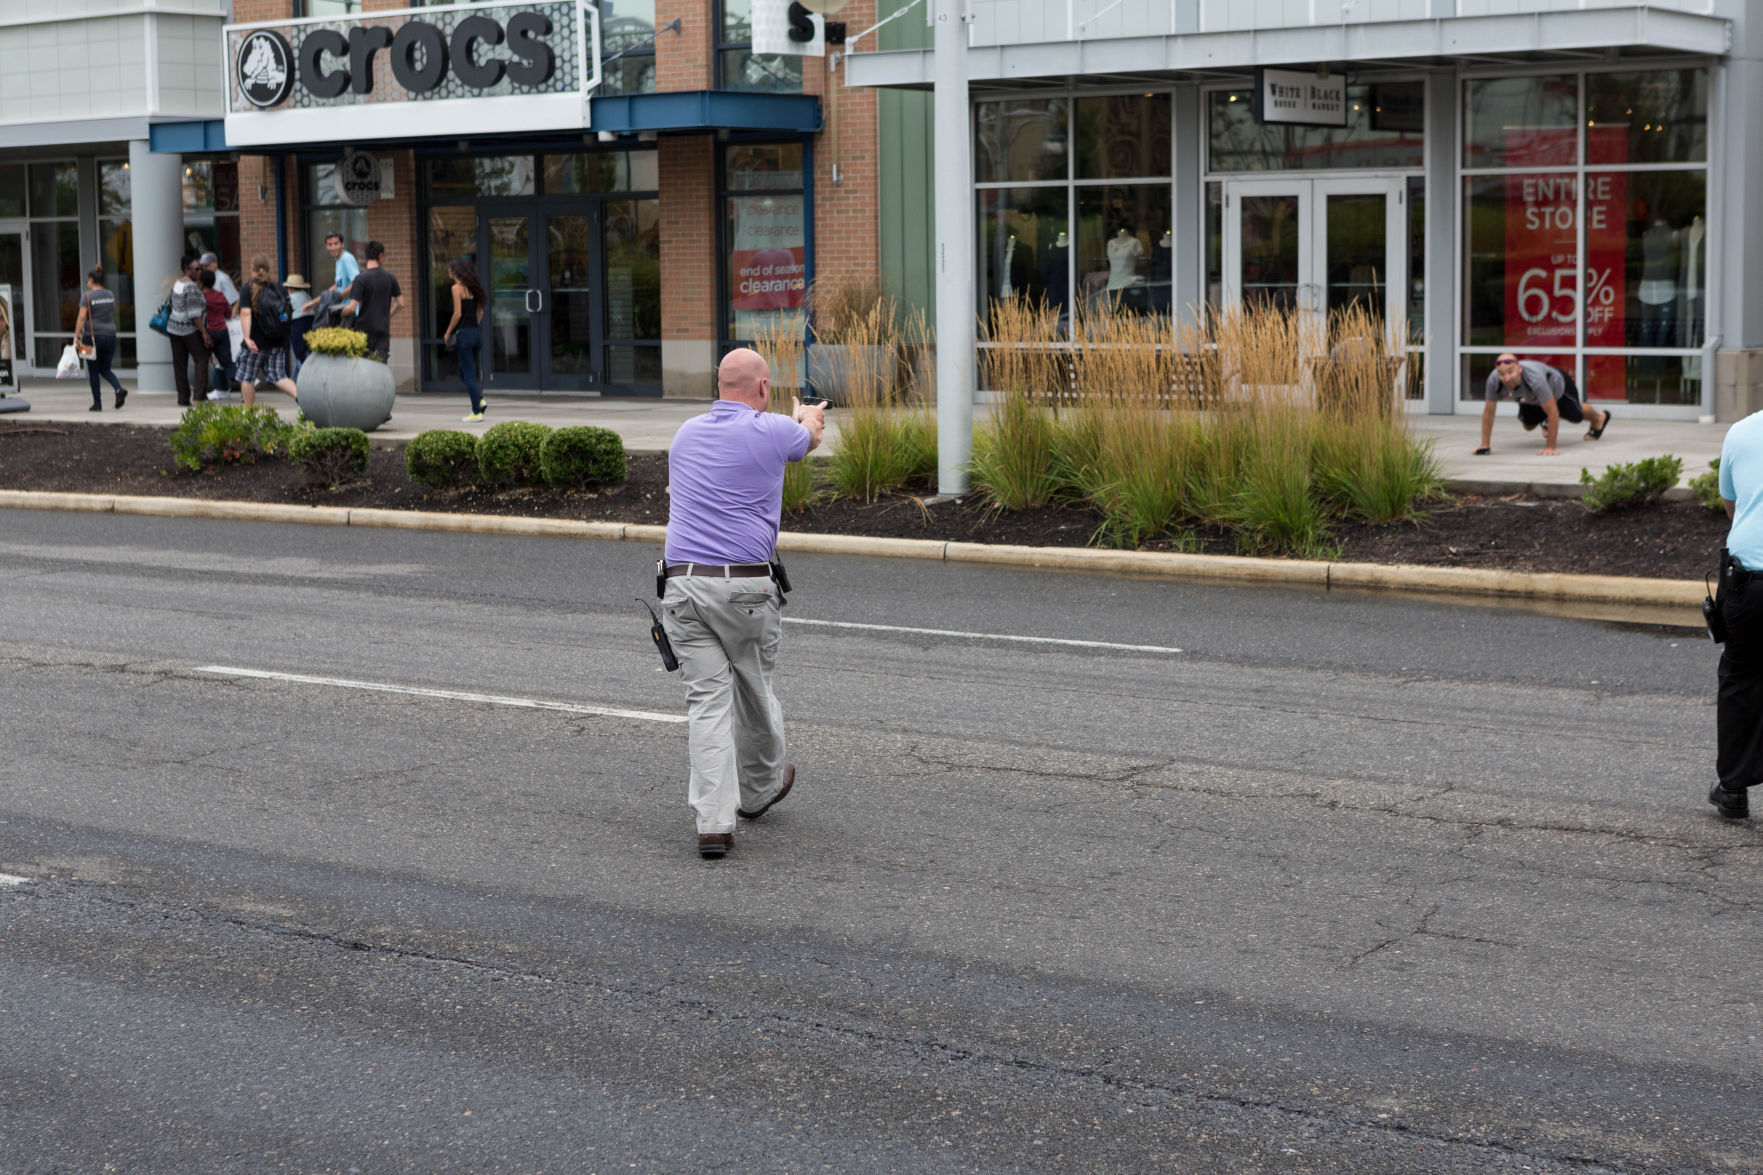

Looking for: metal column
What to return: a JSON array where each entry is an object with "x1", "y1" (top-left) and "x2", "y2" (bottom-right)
[
  {"x1": 933, "y1": 0, "x2": 973, "y2": 496},
  {"x1": 1423, "y1": 70, "x2": 1458, "y2": 414}
]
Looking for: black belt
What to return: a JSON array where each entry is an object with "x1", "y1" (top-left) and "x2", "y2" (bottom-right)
[{"x1": 665, "y1": 563, "x2": 773, "y2": 579}]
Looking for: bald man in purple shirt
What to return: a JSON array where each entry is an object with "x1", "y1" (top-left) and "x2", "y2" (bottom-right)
[{"x1": 662, "y1": 348, "x2": 827, "y2": 859}]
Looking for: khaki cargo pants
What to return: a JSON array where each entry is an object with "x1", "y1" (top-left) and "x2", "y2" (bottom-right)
[{"x1": 662, "y1": 573, "x2": 790, "y2": 834}]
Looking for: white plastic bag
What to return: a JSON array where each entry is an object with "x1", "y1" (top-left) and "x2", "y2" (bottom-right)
[
  {"x1": 54, "y1": 343, "x2": 81, "y2": 378},
  {"x1": 227, "y1": 318, "x2": 244, "y2": 354}
]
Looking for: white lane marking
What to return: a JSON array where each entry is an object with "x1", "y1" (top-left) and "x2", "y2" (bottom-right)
[
  {"x1": 0, "y1": 873, "x2": 30, "y2": 887},
  {"x1": 193, "y1": 667, "x2": 685, "y2": 724},
  {"x1": 783, "y1": 617, "x2": 1182, "y2": 655}
]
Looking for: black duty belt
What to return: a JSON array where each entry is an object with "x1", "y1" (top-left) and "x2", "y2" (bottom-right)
[{"x1": 664, "y1": 563, "x2": 774, "y2": 579}]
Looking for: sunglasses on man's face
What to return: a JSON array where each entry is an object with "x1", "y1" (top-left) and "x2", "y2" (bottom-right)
[{"x1": 1495, "y1": 359, "x2": 1518, "y2": 368}]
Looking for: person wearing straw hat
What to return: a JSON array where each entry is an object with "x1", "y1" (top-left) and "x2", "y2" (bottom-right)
[{"x1": 283, "y1": 272, "x2": 315, "y2": 378}]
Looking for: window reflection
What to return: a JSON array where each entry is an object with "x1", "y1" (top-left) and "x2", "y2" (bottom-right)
[
  {"x1": 978, "y1": 187, "x2": 1069, "y2": 329},
  {"x1": 1075, "y1": 95, "x2": 1171, "y2": 180},
  {"x1": 1464, "y1": 76, "x2": 1576, "y2": 168},
  {"x1": 975, "y1": 100, "x2": 1068, "y2": 184},
  {"x1": 1586, "y1": 69, "x2": 1707, "y2": 165},
  {"x1": 1210, "y1": 83, "x2": 1423, "y2": 172}
]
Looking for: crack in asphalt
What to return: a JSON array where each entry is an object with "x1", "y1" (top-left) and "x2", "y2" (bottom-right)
[{"x1": 1, "y1": 876, "x2": 1661, "y2": 1175}]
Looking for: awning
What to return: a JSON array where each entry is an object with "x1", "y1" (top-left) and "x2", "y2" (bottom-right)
[{"x1": 846, "y1": 4, "x2": 1731, "y2": 90}]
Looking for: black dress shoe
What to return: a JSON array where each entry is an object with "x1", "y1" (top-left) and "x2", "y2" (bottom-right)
[
  {"x1": 1708, "y1": 782, "x2": 1750, "y2": 820},
  {"x1": 698, "y1": 832, "x2": 733, "y2": 859},
  {"x1": 88, "y1": 404, "x2": 101, "y2": 412},
  {"x1": 739, "y1": 763, "x2": 795, "y2": 820},
  {"x1": 114, "y1": 389, "x2": 127, "y2": 409}
]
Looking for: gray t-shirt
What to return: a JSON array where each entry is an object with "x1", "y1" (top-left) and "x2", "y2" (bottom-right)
[
  {"x1": 1484, "y1": 359, "x2": 1563, "y2": 407},
  {"x1": 80, "y1": 287, "x2": 117, "y2": 337}
]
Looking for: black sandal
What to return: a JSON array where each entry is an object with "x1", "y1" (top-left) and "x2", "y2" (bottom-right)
[
  {"x1": 1474, "y1": 447, "x2": 1491, "y2": 456},
  {"x1": 1586, "y1": 409, "x2": 1612, "y2": 440}
]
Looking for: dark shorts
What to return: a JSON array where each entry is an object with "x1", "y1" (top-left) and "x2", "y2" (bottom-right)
[
  {"x1": 364, "y1": 328, "x2": 390, "y2": 360},
  {"x1": 1516, "y1": 370, "x2": 1587, "y2": 427}
]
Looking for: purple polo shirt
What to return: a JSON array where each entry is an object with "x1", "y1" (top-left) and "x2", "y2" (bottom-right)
[{"x1": 665, "y1": 400, "x2": 812, "y2": 565}]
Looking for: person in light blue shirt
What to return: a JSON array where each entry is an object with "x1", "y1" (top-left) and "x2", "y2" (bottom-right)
[
  {"x1": 1709, "y1": 412, "x2": 1763, "y2": 820},
  {"x1": 300, "y1": 232, "x2": 360, "y2": 323}
]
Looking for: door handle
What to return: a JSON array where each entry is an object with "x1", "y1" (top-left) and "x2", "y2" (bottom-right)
[{"x1": 525, "y1": 289, "x2": 543, "y2": 314}]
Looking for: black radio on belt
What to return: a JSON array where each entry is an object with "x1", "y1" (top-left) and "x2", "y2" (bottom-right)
[{"x1": 636, "y1": 597, "x2": 680, "y2": 672}]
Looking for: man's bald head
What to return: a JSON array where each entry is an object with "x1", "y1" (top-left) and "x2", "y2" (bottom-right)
[{"x1": 717, "y1": 348, "x2": 771, "y2": 409}]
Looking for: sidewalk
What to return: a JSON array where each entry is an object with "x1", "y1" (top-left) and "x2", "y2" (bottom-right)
[{"x1": 4, "y1": 376, "x2": 1727, "y2": 490}]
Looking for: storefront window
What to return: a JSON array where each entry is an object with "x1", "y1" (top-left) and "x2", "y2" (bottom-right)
[
  {"x1": 1209, "y1": 83, "x2": 1424, "y2": 172},
  {"x1": 1076, "y1": 185, "x2": 1172, "y2": 318},
  {"x1": 1075, "y1": 95, "x2": 1170, "y2": 180},
  {"x1": 602, "y1": 199, "x2": 662, "y2": 383},
  {"x1": 601, "y1": 0, "x2": 658, "y2": 96},
  {"x1": 978, "y1": 187, "x2": 1069, "y2": 323},
  {"x1": 542, "y1": 150, "x2": 659, "y2": 194},
  {"x1": 425, "y1": 205, "x2": 477, "y2": 380},
  {"x1": 26, "y1": 161, "x2": 78, "y2": 368},
  {"x1": 182, "y1": 160, "x2": 240, "y2": 286},
  {"x1": 723, "y1": 143, "x2": 807, "y2": 341},
  {"x1": 718, "y1": 0, "x2": 802, "y2": 93},
  {"x1": 1464, "y1": 75, "x2": 1576, "y2": 169},
  {"x1": 975, "y1": 99, "x2": 1068, "y2": 184},
  {"x1": 725, "y1": 144, "x2": 804, "y2": 191},
  {"x1": 98, "y1": 160, "x2": 135, "y2": 338},
  {"x1": 0, "y1": 164, "x2": 25, "y2": 218},
  {"x1": 1586, "y1": 69, "x2": 1707, "y2": 165},
  {"x1": 424, "y1": 156, "x2": 536, "y2": 200},
  {"x1": 305, "y1": 163, "x2": 368, "y2": 295},
  {"x1": 1462, "y1": 68, "x2": 1707, "y2": 407}
]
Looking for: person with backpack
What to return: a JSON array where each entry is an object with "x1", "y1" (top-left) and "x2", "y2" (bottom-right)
[{"x1": 236, "y1": 254, "x2": 297, "y2": 406}]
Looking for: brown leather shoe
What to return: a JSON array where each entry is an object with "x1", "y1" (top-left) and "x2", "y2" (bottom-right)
[
  {"x1": 698, "y1": 832, "x2": 733, "y2": 858},
  {"x1": 738, "y1": 763, "x2": 795, "y2": 820}
]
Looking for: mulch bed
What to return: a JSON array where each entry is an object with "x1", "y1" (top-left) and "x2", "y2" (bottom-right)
[{"x1": 0, "y1": 422, "x2": 1728, "y2": 581}]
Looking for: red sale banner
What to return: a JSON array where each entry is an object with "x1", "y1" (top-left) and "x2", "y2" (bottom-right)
[
  {"x1": 729, "y1": 195, "x2": 806, "y2": 313},
  {"x1": 1502, "y1": 128, "x2": 1627, "y2": 396}
]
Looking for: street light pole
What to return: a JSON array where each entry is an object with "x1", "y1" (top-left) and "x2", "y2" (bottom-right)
[{"x1": 932, "y1": 0, "x2": 972, "y2": 497}]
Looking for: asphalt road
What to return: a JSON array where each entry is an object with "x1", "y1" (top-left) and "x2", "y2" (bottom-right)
[{"x1": 0, "y1": 509, "x2": 1755, "y2": 1174}]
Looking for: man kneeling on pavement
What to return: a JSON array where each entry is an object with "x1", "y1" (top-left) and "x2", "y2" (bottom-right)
[
  {"x1": 1476, "y1": 353, "x2": 1612, "y2": 457},
  {"x1": 662, "y1": 348, "x2": 827, "y2": 859}
]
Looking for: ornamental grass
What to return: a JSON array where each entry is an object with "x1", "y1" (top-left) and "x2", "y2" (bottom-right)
[{"x1": 972, "y1": 299, "x2": 1441, "y2": 554}]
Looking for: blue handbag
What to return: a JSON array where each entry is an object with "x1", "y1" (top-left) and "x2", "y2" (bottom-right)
[{"x1": 147, "y1": 297, "x2": 171, "y2": 336}]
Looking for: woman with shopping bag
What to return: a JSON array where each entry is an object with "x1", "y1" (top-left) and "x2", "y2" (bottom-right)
[{"x1": 71, "y1": 266, "x2": 126, "y2": 411}]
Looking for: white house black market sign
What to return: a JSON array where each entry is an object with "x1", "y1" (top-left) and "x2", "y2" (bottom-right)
[
  {"x1": 1253, "y1": 67, "x2": 1348, "y2": 129},
  {"x1": 224, "y1": 1, "x2": 599, "y2": 147}
]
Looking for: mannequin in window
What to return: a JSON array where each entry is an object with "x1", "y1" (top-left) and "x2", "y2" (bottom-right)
[
  {"x1": 1000, "y1": 233, "x2": 1017, "y2": 300},
  {"x1": 1637, "y1": 215, "x2": 1678, "y2": 351},
  {"x1": 1106, "y1": 227, "x2": 1146, "y2": 292},
  {"x1": 1039, "y1": 230, "x2": 1070, "y2": 322},
  {"x1": 1679, "y1": 214, "x2": 1704, "y2": 350},
  {"x1": 1148, "y1": 227, "x2": 1173, "y2": 313}
]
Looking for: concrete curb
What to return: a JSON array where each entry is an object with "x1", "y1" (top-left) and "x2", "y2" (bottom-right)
[{"x1": 0, "y1": 488, "x2": 1704, "y2": 609}]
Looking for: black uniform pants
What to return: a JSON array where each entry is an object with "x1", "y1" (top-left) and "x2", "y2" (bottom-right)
[{"x1": 1717, "y1": 556, "x2": 1763, "y2": 790}]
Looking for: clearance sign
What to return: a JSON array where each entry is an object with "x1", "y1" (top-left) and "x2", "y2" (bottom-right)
[
  {"x1": 223, "y1": 0, "x2": 600, "y2": 146},
  {"x1": 1502, "y1": 128, "x2": 1627, "y2": 391},
  {"x1": 729, "y1": 196, "x2": 806, "y2": 316}
]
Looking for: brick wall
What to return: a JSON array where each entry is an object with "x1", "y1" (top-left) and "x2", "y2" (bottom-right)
[
  {"x1": 804, "y1": 3, "x2": 881, "y2": 291},
  {"x1": 655, "y1": 0, "x2": 712, "y2": 92}
]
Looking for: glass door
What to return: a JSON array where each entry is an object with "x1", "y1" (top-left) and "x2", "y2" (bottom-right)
[
  {"x1": 483, "y1": 212, "x2": 535, "y2": 389},
  {"x1": 0, "y1": 230, "x2": 28, "y2": 387},
  {"x1": 1312, "y1": 177, "x2": 1406, "y2": 330},
  {"x1": 1222, "y1": 180, "x2": 1311, "y2": 314},
  {"x1": 542, "y1": 211, "x2": 596, "y2": 392}
]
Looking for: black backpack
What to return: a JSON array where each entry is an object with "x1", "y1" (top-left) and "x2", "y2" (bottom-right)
[{"x1": 252, "y1": 282, "x2": 291, "y2": 343}]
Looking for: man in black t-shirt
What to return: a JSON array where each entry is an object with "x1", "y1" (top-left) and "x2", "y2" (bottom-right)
[{"x1": 345, "y1": 240, "x2": 403, "y2": 361}]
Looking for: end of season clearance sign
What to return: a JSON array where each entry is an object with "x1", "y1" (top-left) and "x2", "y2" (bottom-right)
[{"x1": 1503, "y1": 127, "x2": 1627, "y2": 392}]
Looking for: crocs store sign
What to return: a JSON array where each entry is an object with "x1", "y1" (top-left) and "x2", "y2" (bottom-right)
[{"x1": 223, "y1": 1, "x2": 601, "y2": 147}]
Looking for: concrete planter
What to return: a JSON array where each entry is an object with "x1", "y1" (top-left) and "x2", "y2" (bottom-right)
[
  {"x1": 805, "y1": 343, "x2": 898, "y2": 407},
  {"x1": 297, "y1": 353, "x2": 395, "y2": 432}
]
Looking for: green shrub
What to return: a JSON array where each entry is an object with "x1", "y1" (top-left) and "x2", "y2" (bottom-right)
[
  {"x1": 405, "y1": 429, "x2": 480, "y2": 489},
  {"x1": 477, "y1": 421, "x2": 553, "y2": 487},
  {"x1": 168, "y1": 403, "x2": 301, "y2": 472},
  {"x1": 1579, "y1": 455, "x2": 1683, "y2": 512},
  {"x1": 1312, "y1": 416, "x2": 1444, "y2": 524},
  {"x1": 289, "y1": 427, "x2": 369, "y2": 487},
  {"x1": 539, "y1": 426, "x2": 627, "y2": 489},
  {"x1": 1227, "y1": 422, "x2": 1331, "y2": 555},
  {"x1": 303, "y1": 327, "x2": 370, "y2": 359},
  {"x1": 1690, "y1": 458, "x2": 1724, "y2": 512}
]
